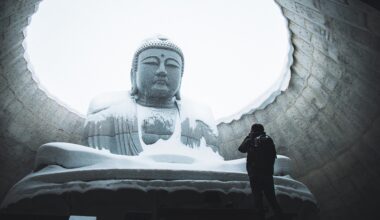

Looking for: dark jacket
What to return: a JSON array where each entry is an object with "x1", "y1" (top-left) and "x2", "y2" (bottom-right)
[{"x1": 238, "y1": 131, "x2": 277, "y2": 176}]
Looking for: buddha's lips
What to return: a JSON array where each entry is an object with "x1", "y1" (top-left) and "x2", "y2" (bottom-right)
[{"x1": 154, "y1": 79, "x2": 168, "y2": 85}]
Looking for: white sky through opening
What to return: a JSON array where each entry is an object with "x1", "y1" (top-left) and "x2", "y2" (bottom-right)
[{"x1": 25, "y1": 0, "x2": 290, "y2": 121}]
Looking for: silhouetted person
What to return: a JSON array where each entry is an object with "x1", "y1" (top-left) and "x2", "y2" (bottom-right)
[{"x1": 238, "y1": 123, "x2": 283, "y2": 220}]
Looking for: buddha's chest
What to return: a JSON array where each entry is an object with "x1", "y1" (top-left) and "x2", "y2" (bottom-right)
[{"x1": 137, "y1": 106, "x2": 179, "y2": 145}]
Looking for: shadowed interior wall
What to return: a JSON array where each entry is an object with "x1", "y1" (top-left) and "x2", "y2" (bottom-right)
[
  {"x1": 219, "y1": 0, "x2": 380, "y2": 219},
  {"x1": 0, "y1": 0, "x2": 84, "y2": 203},
  {"x1": 0, "y1": 0, "x2": 379, "y2": 219}
]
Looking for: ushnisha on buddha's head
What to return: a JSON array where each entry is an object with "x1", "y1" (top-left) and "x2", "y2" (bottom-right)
[{"x1": 130, "y1": 36, "x2": 184, "y2": 108}]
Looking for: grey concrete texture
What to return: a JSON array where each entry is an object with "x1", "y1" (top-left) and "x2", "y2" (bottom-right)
[
  {"x1": 0, "y1": 0, "x2": 380, "y2": 219},
  {"x1": 0, "y1": 0, "x2": 84, "y2": 203},
  {"x1": 218, "y1": 0, "x2": 380, "y2": 219}
]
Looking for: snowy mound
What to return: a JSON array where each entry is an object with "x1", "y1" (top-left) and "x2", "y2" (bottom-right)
[
  {"x1": 32, "y1": 142, "x2": 292, "y2": 176},
  {"x1": 1, "y1": 143, "x2": 316, "y2": 211}
]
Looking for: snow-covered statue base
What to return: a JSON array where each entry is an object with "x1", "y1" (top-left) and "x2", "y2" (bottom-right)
[
  {"x1": 1, "y1": 36, "x2": 318, "y2": 219},
  {"x1": 1, "y1": 143, "x2": 318, "y2": 219}
]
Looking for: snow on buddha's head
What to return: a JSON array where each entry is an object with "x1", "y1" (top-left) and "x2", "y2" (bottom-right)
[{"x1": 131, "y1": 35, "x2": 184, "y2": 102}]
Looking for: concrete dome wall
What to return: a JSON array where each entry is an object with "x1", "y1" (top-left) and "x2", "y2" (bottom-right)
[
  {"x1": 0, "y1": 0, "x2": 84, "y2": 202},
  {"x1": 218, "y1": 0, "x2": 380, "y2": 219},
  {"x1": 0, "y1": 0, "x2": 379, "y2": 219}
]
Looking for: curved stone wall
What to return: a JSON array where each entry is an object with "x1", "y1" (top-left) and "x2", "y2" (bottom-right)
[
  {"x1": 0, "y1": 0, "x2": 379, "y2": 219},
  {"x1": 0, "y1": 0, "x2": 84, "y2": 202},
  {"x1": 219, "y1": 0, "x2": 380, "y2": 219}
]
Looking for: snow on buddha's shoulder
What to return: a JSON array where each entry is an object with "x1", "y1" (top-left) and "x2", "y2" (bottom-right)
[
  {"x1": 178, "y1": 96, "x2": 217, "y2": 132},
  {"x1": 87, "y1": 91, "x2": 132, "y2": 115}
]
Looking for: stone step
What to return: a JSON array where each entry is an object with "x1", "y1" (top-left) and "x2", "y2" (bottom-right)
[{"x1": 0, "y1": 211, "x2": 297, "y2": 220}]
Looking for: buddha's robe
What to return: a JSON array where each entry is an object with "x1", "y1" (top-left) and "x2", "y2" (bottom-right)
[{"x1": 83, "y1": 91, "x2": 219, "y2": 155}]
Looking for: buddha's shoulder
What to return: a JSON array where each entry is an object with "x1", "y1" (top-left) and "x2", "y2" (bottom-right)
[
  {"x1": 177, "y1": 97, "x2": 215, "y2": 124},
  {"x1": 87, "y1": 91, "x2": 134, "y2": 115}
]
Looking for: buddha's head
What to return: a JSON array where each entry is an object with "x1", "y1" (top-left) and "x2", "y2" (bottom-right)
[{"x1": 131, "y1": 36, "x2": 184, "y2": 105}]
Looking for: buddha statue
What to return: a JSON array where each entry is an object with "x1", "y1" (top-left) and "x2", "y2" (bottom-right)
[
  {"x1": 1, "y1": 36, "x2": 318, "y2": 219},
  {"x1": 83, "y1": 36, "x2": 219, "y2": 155}
]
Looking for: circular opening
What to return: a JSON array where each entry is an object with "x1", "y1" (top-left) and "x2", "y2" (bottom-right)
[{"x1": 25, "y1": 0, "x2": 290, "y2": 122}]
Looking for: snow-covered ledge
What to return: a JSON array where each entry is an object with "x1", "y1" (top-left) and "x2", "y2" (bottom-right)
[{"x1": 1, "y1": 143, "x2": 317, "y2": 219}]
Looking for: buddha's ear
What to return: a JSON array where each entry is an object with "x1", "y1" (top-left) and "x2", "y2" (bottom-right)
[
  {"x1": 130, "y1": 69, "x2": 138, "y2": 96},
  {"x1": 175, "y1": 79, "x2": 182, "y2": 100},
  {"x1": 175, "y1": 91, "x2": 181, "y2": 100}
]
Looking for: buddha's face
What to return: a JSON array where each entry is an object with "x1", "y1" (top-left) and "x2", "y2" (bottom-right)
[{"x1": 136, "y1": 48, "x2": 182, "y2": 100}]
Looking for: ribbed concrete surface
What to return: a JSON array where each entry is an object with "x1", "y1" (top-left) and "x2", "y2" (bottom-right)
[
  {"x1": 219, "y1": 0, "x2": 380, "y2": 219},
  {"x1": 0, "y1": 0, "x2": 380, "y2": 219},
  {"x1": 0, "y1": 0, "x2": 84, "y2": 205}
]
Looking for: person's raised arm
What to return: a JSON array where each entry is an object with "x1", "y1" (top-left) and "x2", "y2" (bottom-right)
[{"x1": 238, "y1": 136, "x2": 251, "y2": 153}]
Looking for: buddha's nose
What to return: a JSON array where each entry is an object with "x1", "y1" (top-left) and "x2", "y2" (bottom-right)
[{"x1": 156, "y1": 62, "x2": 167, "y2": 77}]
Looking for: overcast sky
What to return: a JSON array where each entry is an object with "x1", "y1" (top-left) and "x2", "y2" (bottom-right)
[{"x1": 25, "y1": 0, "x2": 289, "y2": 120}]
